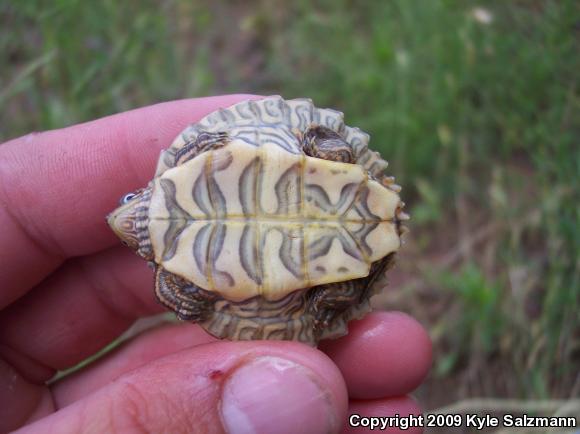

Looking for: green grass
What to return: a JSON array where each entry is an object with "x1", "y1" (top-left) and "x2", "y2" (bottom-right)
[{"x1": 1, "y1": 0, "x2": 578, "y2": 408}]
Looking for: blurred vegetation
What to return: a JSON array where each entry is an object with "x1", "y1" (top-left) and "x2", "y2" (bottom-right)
[{"x1": 1, "y1": 0, "x2": 578, "y2": 411}]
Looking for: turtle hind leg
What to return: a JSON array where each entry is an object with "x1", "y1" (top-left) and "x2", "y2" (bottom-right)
[
  {"x1": 307, "y1": 254, "x2": 396, "y2": 340},
  {"x1": 154, "y1": 267, "x2": 217, "y2": 322},
  {"x1": 308, "y1": 280, "x2": 359, "y2": 333},
  {"x1": 173, "y1": 131, "x2": 229, "y2": 166}
]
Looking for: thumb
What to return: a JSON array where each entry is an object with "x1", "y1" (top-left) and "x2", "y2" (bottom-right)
[{"x1": 17, "y1": 341, "x2": 348, "y2": 434}]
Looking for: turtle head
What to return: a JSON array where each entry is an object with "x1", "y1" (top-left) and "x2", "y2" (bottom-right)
[{"x1": 107, "y1": 187, "x2": 154, "y2": 260}]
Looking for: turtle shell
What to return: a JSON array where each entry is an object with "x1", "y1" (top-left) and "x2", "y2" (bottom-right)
[
  {"x1": 108, "y1": 96, "x2": 407, "y2": 344},
  {"x1": 147, "y1": 138, "x2": 401, "y2": 302}
]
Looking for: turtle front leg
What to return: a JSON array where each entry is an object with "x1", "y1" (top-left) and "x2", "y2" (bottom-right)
[
  {"x1": 154, "y1": 267, "x2": 217, "y2": 322},
  {"x1": 301, "y1": 125, "x2": 396, "y2": 190},
  {"x1": 302, "y1": 125, "x2": 355, "y2": 163},
  {"x1": 173, "y1": 131, "x2": 229, "y2": 166}
]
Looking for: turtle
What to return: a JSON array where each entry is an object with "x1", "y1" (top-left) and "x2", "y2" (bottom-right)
[{"x1": 107, "y1": 96, "x2": 409, "y2": 345}]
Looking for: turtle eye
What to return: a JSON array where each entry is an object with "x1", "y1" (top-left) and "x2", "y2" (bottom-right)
[{"x1": 120, "y1": 193, "x2": 137, "y2": 205}]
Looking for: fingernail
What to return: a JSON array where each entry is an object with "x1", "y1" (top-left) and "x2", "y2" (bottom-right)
[{"x1": 220, "y1": 356, "x2": 338, "y2": 434}]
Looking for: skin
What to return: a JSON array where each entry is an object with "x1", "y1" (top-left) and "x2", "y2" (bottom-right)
[{"x1": 0, "y1": 95, "x2": 432, "y2": 433}]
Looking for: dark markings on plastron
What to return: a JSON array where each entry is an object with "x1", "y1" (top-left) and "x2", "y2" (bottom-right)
[
  {"x1": 340, "y1": 178, "x2": 364, "y2": 220},
  {"x1": 307, "y1": 227, "x2": 365, "y2": 262},
  {"x1": 356, "y1": 186, "x2": 381, "y2": 220},
  {"x1": 304, "y1": 184, "x2": 332, "y2": 213},
  {"x1": 208, "y1": 222, "x2": 235, "y2": 287},
  {"x1": 343, "y1": 186, "x2": 381, "y2": 257},
  {"x1": 304, "y1": 182, "x2": 358, "y2": 215},
  {"x1": 192, "y1": 164, "x2": 213, "y2": 217},
  {"x1": 308, "y1": 233, "x2": 335, "y2": 260},
  {"x1": 338, "y1": 226, "x2": 368, "y2": 260},
  {"x1": 163, "y1": 145, "x2": 382, "y2": 279},
  {"x1": 239, "y1": 157, "x2": 260, "y2": 215},
  {"x1": 347, "y1": 221, "x2": 378, "y2": 258},
  {"x1": 337, "y1": 183, "x2": 360, "y2": 212},
  {"x1": 193, "y1": 223, "x2": 212, "y2": 276},
  {"x1": 159, "y1": 179, "x2": 188, "y2": 217},
  {"x1": 274, "y1": 163, "x2": 302, "y2": 215},
  {"x1": 345, "y1": 203, "x2": 364, "y2": 221},
  {"x1": 207, "y1": 178, "x2": 227, "y2": 217},
  {"x1": 240, "y1": 224, "x2": 262, "y2": 284},
  {"x1": 160, "y1": 179, "x2": 191, "y2": 261},
  {"x1": 278, "y1": 227, "x2": 304, "y2": 279},
  {"x1": 207, "y1": 150, "x2": 232, "y2": 218},
  {"x1": 259, "y1": 225, "x2": 303, "y2": 280}
]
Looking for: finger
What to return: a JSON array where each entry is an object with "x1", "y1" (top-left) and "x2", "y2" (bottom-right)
[
  {"x1": 320, "y1": 311, "x2": 432, "y2": 400},
  {"x1": 14, "y1": 342, "x2": 348, "y2": 434},
  {"x1": 52, "y1": 323, "x2": 216, "y2": 407},
  {"x1": 0, "y1": 94, "x2": 259, "y2": 309},
  {"x1": 1, "y1": 319, "x2": 215, "y2": 432},
  {"x1": 0, "y1": 247, "x2": 159, "y2": 378},
  {"x1": 345, "y1": 396, "x2": 423, "y2": 434},
  {"x1": 0, "y1": 358, "x2": 53, "y2": 433}
]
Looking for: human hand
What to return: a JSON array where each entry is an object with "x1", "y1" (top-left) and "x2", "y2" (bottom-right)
[{"x1": 0, "y1": 95, "x2": 432, "y2": 434}]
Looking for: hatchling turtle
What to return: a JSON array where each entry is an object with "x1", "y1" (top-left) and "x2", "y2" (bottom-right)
[{"x1": 107, "y1": 96, "x2": 408, "y2": 345}]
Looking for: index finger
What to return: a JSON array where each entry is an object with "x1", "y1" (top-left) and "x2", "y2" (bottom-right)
[{"x1": 0, "y1": 94, "x2": 259, "y2": 308}]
